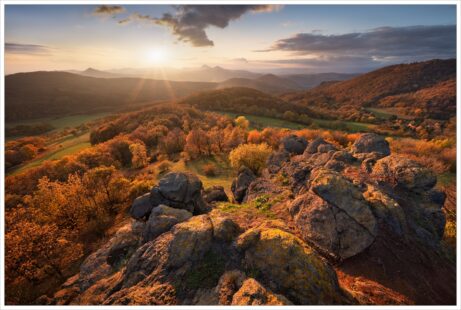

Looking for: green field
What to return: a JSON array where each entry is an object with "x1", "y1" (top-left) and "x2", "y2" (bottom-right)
[
  {"x1": 5, "y1": 112, "x2": 113, "y2": 141},
  {"x1": 366, "y1": 107, "x2": 414, "y2": 120},
  {"x1": 9, "y1": 133, "x2": 92, "y2": 176},
  {"x1": 219, "y1": 111, "x2": 374, "y2": 132}
]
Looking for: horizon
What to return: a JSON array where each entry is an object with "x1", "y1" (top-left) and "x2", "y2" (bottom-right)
[{"x1": 5, "y1": 4, "x2": 456, "y2": 75}]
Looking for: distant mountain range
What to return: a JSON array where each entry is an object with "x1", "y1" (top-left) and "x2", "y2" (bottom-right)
[
  {"x1": 66, "y1": 66, "x2": 356, "y2": 90},
  {"x1": 6, "y1": 59, "x2": 454, "y2": 122}
]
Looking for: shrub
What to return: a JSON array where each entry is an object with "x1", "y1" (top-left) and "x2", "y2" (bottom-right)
[
  {"x1": 129, "y1": 142, "x2": 149, "y2": 169},
  {"x1": 202, "y1": 163, "x2": 217, "y2": 177},
  {"x1": 229, "y1": 143, "x2": 272, "y2": 175}
]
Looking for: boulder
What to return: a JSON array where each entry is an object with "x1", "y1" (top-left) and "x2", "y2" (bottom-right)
[
  {"x1": 130, "y1": 193, "x2": 153, "y2": 220},
  {"x1": 79, "y1": 223, "x2": 141, "y2": 291},
  {"x1": 363, "y1": 185, "x2": 406, "y2": 236},
  {"x1": 266, "y1": 150, "x2": 290, "y2": 174},
  {"x1": 231, "y1": 278, "x2": 292, "y2": 305},
  {"x1": 236, "y1": 227, "x2": 343, "y2": 304},
  {"x1": 210, "y1": 215, "x2": 241, "y2": 242},
  {"x1": 318, "y1": 143, "x2": 337, "y2": 153},
  {"x1": 142, "y1": 205, "x2": 192, "y2": 242},
  {"x1": 304, "y1": 138, "x2": 334, "y2": 155},
  {"x1": 372, "y1": 155, "x2": 437, "y2": 192},
  {"x1": 122, "y1": 215, "x2": 214, "y2": 288},
  {"x1": 231, "y1": 167, "x2": 256, "y2": 203},
  {"x1": 311, "y1": 169, "x2": 378, "y2": 236},
  {"x1": 280, "y1": 135, "x2": 308, "y2": 155},
  {"x1": 150, "y1": 172, "x2": 208, "y2": 214},
  {"x1": 203, "y1": 186, "x2": 229, "y2": 204},
  {"x1": 290, "y1": 191, "x2": 376, "y2": 260},
  {"x1": 215, "y1": 270, "x2": 246, "y2": 305},
  {"x1": 331, "y1": 150, "x2": 355, "y2": 164},
  {"x1": 352, "y1": 133, "x2": 390, "y2": 158}
]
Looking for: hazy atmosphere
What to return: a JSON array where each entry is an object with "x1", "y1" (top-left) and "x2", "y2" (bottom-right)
[{"x1": 5, "y1": 5, "x2": 456, "y2": 74}]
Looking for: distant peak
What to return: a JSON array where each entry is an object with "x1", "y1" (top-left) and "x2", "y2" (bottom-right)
[{"x1": 84, "y1": 67, "x2": 100, "y2": 73}]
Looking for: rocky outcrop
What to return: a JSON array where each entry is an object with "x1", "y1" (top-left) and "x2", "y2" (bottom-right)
[
  {"x1": 231, "y1": 167, "x2": 256, "y2": 203},
  {"x1": 142, "y1": 205, "x2": 192, "y2": 242},
  {"x1": 203, "y1": 186, "x2": 229, "y2": 204},
  {"x1": 352, "y1": 133, "x2": 390, "y2": 159},
  {"x1": 266, "y1": 150, "x2": 290, "y2": 174},
  {"x1": 304, "y1": 138, "x2": 336, "y2": 155},
  {"x1": 280, "y1": 134, "x2": 308, "y2": 155},
  {"x1": 372, "y1": 155, "x2": 437, "y2": 192},
  {"x1": 289, "y1": 169, "x2": 378, "y2": 260},
  {"x1": 46, "y1": 133, "x2": 453, "y2": 306},
  {"x1": 236, "y1": 226, "x2": 344, "y2": 304},
  {"x1": 130, "y1": 172, "x2": 208, "y2": 219},
  {"x1": 231, "y1": 278, "x2": 292, "y2": 305}
]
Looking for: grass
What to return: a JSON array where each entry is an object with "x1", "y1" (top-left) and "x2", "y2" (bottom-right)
[
  {"x1": 6, "y1": 113, "x2": 113, "y2": 130},
  {"x1": 217, "y1": 193, "x2": 281, "y2": 219},
  {"x1": 218, "y1": 111, "x2": 375, "y2": 132},
  {"x1": 9, "y1": 133, "x2": 92, "y2": 176},
  {"x1": 149, "y1": 155, "x2": 235, "y2": 195},
  {"x1": 365, "y1": 107, "x2": 414, "y2": 120},
  {"x1": 220, "y1": 111, "x2": 306, "y2": 130},
  {"x1": 5, "y1": 112, "x2": 113, "y2": 141}
]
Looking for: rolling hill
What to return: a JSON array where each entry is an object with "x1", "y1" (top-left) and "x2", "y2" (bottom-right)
[
  {"x1": 5, "y1": 71, "x2": 216, "y2": 121},
  {"x1": 217, "y1": 74, "x2": 303, "y2": 94},
  {"x1": 282, "y1": 59, "x2": 456, "y2": 120},
  {"x1": 179, "y1": 87, "x2": 321, "y2": 118},
  {"x1": 281, "y1": 72, "x2": 357, "y2": 89}
]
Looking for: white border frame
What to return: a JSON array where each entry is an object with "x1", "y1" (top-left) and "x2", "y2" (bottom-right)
[{"x1": 0, "y1": 0, "x2": 459, "y2": 309}]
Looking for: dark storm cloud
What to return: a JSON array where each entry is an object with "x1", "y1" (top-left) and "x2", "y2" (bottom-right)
[
  {"x1": 5, "y1": 43, "x2": 52, "y2": 55},
  {"x1": 118, "y1": 5, "x2": 280, "y2": 47},
  {"x1": 93, "y1": 5, "x2": 125, "y2": 16},
  {"x1": 263, "y1": 25, "x2": 456, "y2": 59}
]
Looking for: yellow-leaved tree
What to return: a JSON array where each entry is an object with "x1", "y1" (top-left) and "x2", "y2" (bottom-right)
[{"x1": 229, "y1": 143, "x2": 272, "y2": 175}]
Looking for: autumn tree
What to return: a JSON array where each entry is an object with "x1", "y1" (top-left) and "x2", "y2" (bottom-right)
[
  {"x1": 160, "y1": 128, "x2": 186, "y2": 155},
  {"x1": 229, "y1": 143, "x2": 272, "y2": 175},
  {"x1": 130, "y1": 143, "x2": 149, "y2": 169},
  {"x1": 235, "y1": 116, "x2": 250, "y2": 130}
]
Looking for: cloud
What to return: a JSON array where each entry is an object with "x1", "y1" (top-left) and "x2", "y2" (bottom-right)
[
  {"x1": 230, "y1": 57, "x2": 249, "y2": 63},
  {"x1": 5, "y1": 43, "x2": 52, "y2": 55},
  {"x1": 119, "y1": 5, "x2": 281, "y2": 47},
  {"x1": 263, "y1": 25, "x2": 456, "y2": 60},
  {"x1": 93, "y1": 5, "x2": 125, "y2": 16}
]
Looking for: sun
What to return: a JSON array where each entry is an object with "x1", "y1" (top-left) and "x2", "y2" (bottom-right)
[{"x1": 147, "y1": 48, "x2": 167, "y2": 64}]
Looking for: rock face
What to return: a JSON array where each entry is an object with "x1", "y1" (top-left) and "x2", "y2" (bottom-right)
[
  {"x1": 372, "y1": 155, "x2": 437, "y2": 192},
  {"x1": 231, "y1": 167, "x2": 256, "y2": 203},
  {"x1": 352, "y1": 133, "x2": 390, "y2": 158},
  {"x1": 281, "y1": 135, "x2": 308, "y2": 155},
  {"x1": 203, "y1": 186, "x2": 229, "y2": 204}
]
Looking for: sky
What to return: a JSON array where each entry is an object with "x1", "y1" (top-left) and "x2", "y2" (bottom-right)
[{"x1": 4, "y1": 4, "x2": 457, "y2": 74}]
